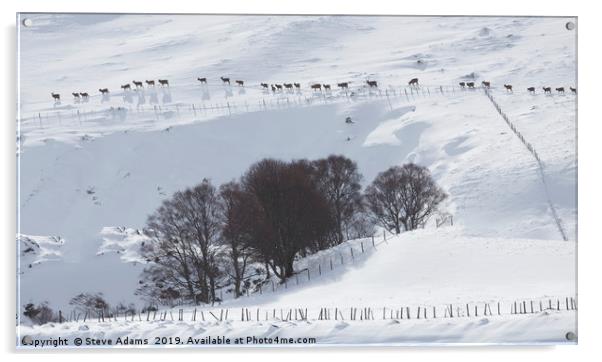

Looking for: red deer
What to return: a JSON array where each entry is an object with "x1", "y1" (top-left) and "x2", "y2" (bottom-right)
[
  {"x1": 283, "y1": 83, "x2": 294, "y2": 89},
  {"x1": 79, "y1": 92, "x2": 89, "y2": 98},
  {"x1": 556, "y1": 87, "x2": 565, "y2": 94},
  {"x1": 197, "y1": 77, "x2": 207, "y2": 84},
  {"x1": 235, "y1": 80, "x2": 244, "y2": 86},
  {"x1": 51, "y1": 93, "x2": 60, "y2": 101},
  {"x1": 337, "y1": 82, "x2": 349, "y2": 89},
  {"x1": 459, "y1": 82, "x2": 466, "y2": 88},
  {"x1": 311, "y1": 83, "x2": 322, "y2": 91},
  {"x1": 121, "y1": 84, "x2": 131, "y2": 91},
  {"x1": 366, "y1": 80, "x2": 378, "y2": 88},
  {"x1": 99, "y1": 88, "x2": 109, "y2": 95},
  {"x1": 158, "y1": 79, "x2": 169, "y2": 87},
  {"x1": 275, "y1": 84, "x2": 283, "y2": 90},
  {"x1": 543, "y1": 87, "x2": 552, "y2": 94},
  {"x1": 132, "y1": 80, "x2": 143, "y2": 88},
  {"x1": 408, "y1": 78, "x2": 419, "y2": 86},
  {"x1": 72, "y1": 92, "x2": 80, "y2": 98},
  {"x1": 481, "y1": 81, "x2": 491, "y2": 88},
  {"x1": 260, "y1": 83, "x2": 269, "y2": 89},
  {"x1": 145, "y1": 80, "x2": 155, "y2": 86},
  {"x1": 220, "y1": 77, "x2": 230, "y2": 85},
  {"x1": 527, "y1": 87, "x2": 536, "y2": 94},
  {"x1": 503, "y1": 84, "x2": 513, "y2": 92},
  {"x1": 466, "y1": 82, "x2": 475, "y2": 88},
  {"x1": 570, "y1": 87, "x2": 577, "y2": 94},
  {"x1": 294, "y1": 83, "x2": 301, "y2": 89},
  {"x1": 323, "y1": 84, "x2": 331, "y2": 90}
]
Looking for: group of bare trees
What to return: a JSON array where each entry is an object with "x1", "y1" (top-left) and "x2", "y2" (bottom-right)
[{"x1": 136, "y1": 156, "x2": 446, "y2": 306}]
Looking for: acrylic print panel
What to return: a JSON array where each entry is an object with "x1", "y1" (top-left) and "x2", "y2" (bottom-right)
[{"x1": 16, "y1": 13, "x2": 577, "y2": 347}]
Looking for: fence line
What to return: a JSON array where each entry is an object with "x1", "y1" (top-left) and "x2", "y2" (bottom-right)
[
  {"x1": 211, "y1": 229, "x2": 399, "y2": 304},
  {"x1": 19, "y1": 84, "x2": 472, "y2": 131},
  {"x1": 49, "y1": 295, "x2": 577, "y2": 325},
  {"x1": 483, "y1": 89, "x2": 568, "y2": 241}
]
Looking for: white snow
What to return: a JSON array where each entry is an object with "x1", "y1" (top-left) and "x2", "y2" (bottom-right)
[
  {"x1": 18, "y1": 234, "x2": 65, "y2": 272},
  {"x1": 16, "y1": 14, "x2": 577, "y2": 345}
]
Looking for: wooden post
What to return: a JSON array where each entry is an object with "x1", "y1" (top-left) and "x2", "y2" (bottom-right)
[
  {"x1": 307, "y1": 268, "x2": 311, "y2": 281},
  {"x1": 361, "y1": 242, "x2": 364, "y2": 253}
]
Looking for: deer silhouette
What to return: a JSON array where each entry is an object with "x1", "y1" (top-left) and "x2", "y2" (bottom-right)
[
  {"x1": 556, "y1": 87, "x2": 565, "y2": 94},
  {"x1": 459, "y1": 82, "x2": 466, "y2": 88},
  {"x1": 527, "y1": 87, "x2": 536, "y2": 94},
  {"x1": 294, "y1": 83, "x2": 301, "y2": 89},
  {"x1": 72, "y1": 92, "x2": 80, "y2": 98},
  {"x1": 260, "y1": 83, "x2": 269, "y2": 89},
  {"x1": 366, "y1": 80, "x2": 378, "y2": 88},
  {"x1": 311, "y1": 83, "x2": 322, "y2": 91},
  {"x1": 543, "y1": 87, "x2": 552, "y2": 94},
  {"x1": 121, "y1": 84, "x2": 131, "y2": 91},
  {"x1": 220, "y1": 77, "x2": 230, "y2": 85},
  {"x1": 51, "y1": 93, "x2": 60, "y2": 101},
  {"x1": 408, "y1": 78, "x2": 419, "y2": 86},
  {"x1": 235, "y1": 80, "x2": 244, "y2": 87},
  {"x1": 197, "y1": 77, "x2": 207, "y2": 84},
  {"x1": 481, "y1": 81, "x2": 491, "y2": 88},
  {"x1": 337, "y1": 82, "x2": 349, "y2": 89},
  {"x1": 99, "y1": 88, "x2": 109, "y2": 95},
  {"x1": 466, "y1": 82, "x2": 475, "y2": 88},
  {"x1": 145, "y1": 80, "x2": 155, "y2": 86},
  {"x1": 570, "y1": 87, "x2": 577, "y2": 94},
  {"x1": 503, "y1": 84, "x2": 513, "y2": 92},
  {"x1": 158, "y1": 79, "x2": 169, "y2": 87},
  {"x1": 132, "y1": 80, "x2": 143, "y2": 88}
]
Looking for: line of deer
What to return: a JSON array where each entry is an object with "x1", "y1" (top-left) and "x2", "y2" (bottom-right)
[{"x1": 51, "y1": 73, "x2": 578, "y2": 102}]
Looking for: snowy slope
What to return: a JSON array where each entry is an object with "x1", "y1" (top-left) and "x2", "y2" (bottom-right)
[{"x1": 17, "y1": 14, "x2": 577, "y2": 343}]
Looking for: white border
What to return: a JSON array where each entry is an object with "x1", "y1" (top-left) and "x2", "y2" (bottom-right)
[{"x1": 2, "y1": 0, "x2": 600, "y2": 360}]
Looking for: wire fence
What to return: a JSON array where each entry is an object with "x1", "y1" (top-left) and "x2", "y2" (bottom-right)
[
  {"x1": 483, "y1": 89, "x2": 569, "y2": 241},
  {"x1": 18, "y1": 84, "x2": 486, "y2": 131},
  {"x1": 50, "y1": 295, "x2": 577, "y2": 324}
]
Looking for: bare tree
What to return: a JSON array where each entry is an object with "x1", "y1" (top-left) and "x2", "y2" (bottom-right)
[
  {"x1": 219, "y1": 181, "x2": 254, "y2": 298},
  {"x1": 312, "y1": 155, "x2": 363, "y2": 246},
  {"x1": 366, "y1": 163, "x2": 447, "y2": 234},
  {"x1": 241, "y1": 159, "x2": 333, "y2": 281},
  {"x1": 139, "y1": 179, "x2": 223, "y2": 305}
]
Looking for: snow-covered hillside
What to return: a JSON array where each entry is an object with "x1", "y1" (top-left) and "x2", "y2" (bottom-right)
[{"x1": 17, "y1": 14, "x2": 577, "y2": 345}]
